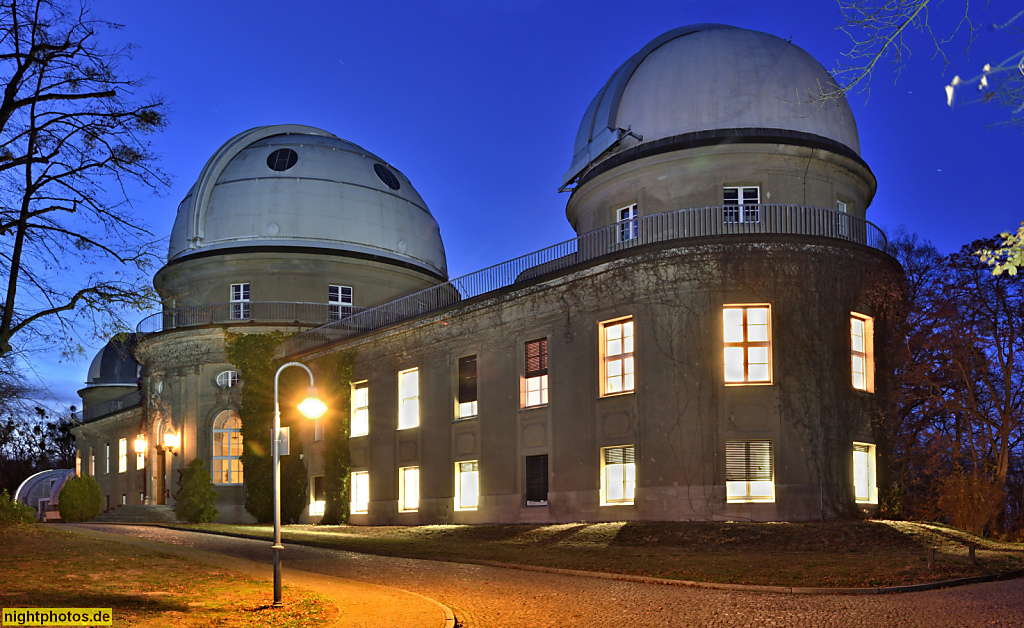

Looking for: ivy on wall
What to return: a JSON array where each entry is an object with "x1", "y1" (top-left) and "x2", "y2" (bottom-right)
[
  {"x1": 314, "y1": 350, "x2": 356, "y2": 525},
  {"x1": 224, "y1": 331, "x2": 309, "y2": 524}
]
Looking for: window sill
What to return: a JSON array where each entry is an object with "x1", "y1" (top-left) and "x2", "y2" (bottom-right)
[
  {"x1": 724, "y1": 381, "x2": 774, "y2": 387},
  {"x1": 525, "y1": 501, "x2": 548, "y2": 507},
  {"x1": 599, "y1": 390, "x2": 635, "y2": 400},
  {"x1": 396, "y1": 425, "x2": 419, "y2": 431},
  {"x1": 726, "y1": 499, "x2": 775, "y2": 504},
  {"x1": 349, "y1": 433, "x2": 368, "y2": 439},
  {"x1": 519, "y1": 404, "x2": 548, "y2": 412},
  {"x1": 453, "y1": 415, "x2": 478, "y2": 423},
  {"x1": 600, "y1": 501, "x2": 634, "y2": 507}
]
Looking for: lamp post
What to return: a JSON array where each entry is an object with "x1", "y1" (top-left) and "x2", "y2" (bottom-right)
[{"x1": 272, "y1": 361, "x2": 327, "y2": 608}]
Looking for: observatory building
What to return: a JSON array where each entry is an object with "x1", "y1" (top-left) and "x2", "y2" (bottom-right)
[{"x1": 72, "y1": 24, "x2": 898, "y2": 524}]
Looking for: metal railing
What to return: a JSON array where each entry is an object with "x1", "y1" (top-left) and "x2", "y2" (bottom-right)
[
  {"x1": 283, "y1": 204, "x2": 887, "y2": 355},
  {"x1": 78, "y1": 390, "x2": 143, "y2": 423},
  {"x1": 136, "y1": 302, "x2": 366, "y2": 334}
]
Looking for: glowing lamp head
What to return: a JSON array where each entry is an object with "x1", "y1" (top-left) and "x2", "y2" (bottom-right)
[
  {"x1": 297, "y1": 386, "x2": 327, "y2": 419},
  {"x1": 134, "y1": 434, "x2": 147, "y2": 454},
  {"x1": 162, "y1": 430, "x2": 180, "y2": 451}
]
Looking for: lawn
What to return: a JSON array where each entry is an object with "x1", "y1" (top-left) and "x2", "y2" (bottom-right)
[
  {"x1": 176, "y1": 519, "x2": 1024, "y2": 588},
  {"x1": 0, "y1": 524, "x2": 337, "y2": 628}
]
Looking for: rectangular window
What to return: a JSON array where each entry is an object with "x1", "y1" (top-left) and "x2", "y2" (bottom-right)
[
  {"x1": 399, "y1": 466, "x2": 419, "y2": 512},
  {"x1": 136, "y1": 448, "x2": 145, "y2": 471},
  {"x1": 601, "y1": 445, "x2": 636, "y2": 505},
  {"x1": 310, "y1": 475, "x2": 325, "y2": 516},
  {"x1": 601, "y1": 318, "x2": 634, "y2": 395},
  {"x1": 723, "y1": 305, "x2": 772, "y2": 384},
  {"x1": 524, "y1": 338, "x2": 548, "y2": 407},
  {"x1": 525, "y1": 454, "x2": 548, "y2": 505},
  {"x1": 853, "y1": 442, "x2": 878, "y2": 504},
  {"x1": 105, "y1": 443, "x2": 110, "y2": 474},
  {"x1": 328, "y1": 285, "x2": 353, "y2": 320},
  {"x1": 398, "y1": 369, "x2": 419, "y2": 429},
  {"x1": 313, "y1": 417, "x2": 325, "y2": 442},
  {"x1": 455, "y1": 460, "x2": 479, "y2": 510},
  {"x1": 458, "y1": 355, "x2": 478, "y2": 419},
  {"x1": 351, "y1": 381, "x2": 369, "y2": 436},
  {"x1": 616, "y1": 204, "x2": 638, "y2": 243},
  {"x1": 723, "y1": 186, "x2": 760, "y2": 223},
  {"x1": 89, "y1": 447, "x2": 95, "y2": 476},
  {"x1": 118, "y1": 438, "x2": 127, "y2": 473},
  {"x1": 75, "y1": 451, "x2": 81, "y2": 477},
  {"x1": 836, "y1": 199, "x2": 849, "y2": 236},
  {"x1": 351, "y1": 471, "x2": 370, "y2": 514},
  {"x1": 230, "y1": 282, "x2": 250, "y2": 319},
  {"x1": 851, "y1": 313, "x2": 875, "y2": 393},
  {"x1": 725, "y1": 440, "x2": 775, "y2": 503}
]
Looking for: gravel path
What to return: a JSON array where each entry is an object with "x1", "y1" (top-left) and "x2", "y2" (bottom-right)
[{"x1": 74, "y1": 524, "x2": 1024, "y2": 627}]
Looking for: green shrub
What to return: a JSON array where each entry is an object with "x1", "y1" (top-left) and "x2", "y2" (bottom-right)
[
  {"x1": 0, "y1": 489, "x2": 35, "y2": 525},
  {"x1": 175, "y1": 459, "x2": 219, "y2": 523},
  {"x1": 58, "y1": 475, "x2": 102, "y2": 522}
]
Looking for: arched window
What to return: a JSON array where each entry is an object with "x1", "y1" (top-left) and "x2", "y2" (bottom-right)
[{"x1": 212, "y1": 410, "x2": 243, "y2": 485}]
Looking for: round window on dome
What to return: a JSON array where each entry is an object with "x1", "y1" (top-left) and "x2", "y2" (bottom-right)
[
  {"x1": 373, "y1": 163, "x2": 401, "y2": 190},
  {"x1": 266, "y1": 148, "x2": 298, "y2": 172},
  {"x1": 216, "y1": 370, "x2": 241, "y2": 388}
]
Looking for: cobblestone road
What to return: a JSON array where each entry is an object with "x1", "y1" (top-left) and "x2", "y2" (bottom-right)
[{"x1": 80, "y1": 525, "x2": 1024, "y2": 627}]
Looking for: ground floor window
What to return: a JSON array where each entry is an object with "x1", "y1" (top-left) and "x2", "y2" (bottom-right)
[
  {"x1": 725, "y1": 440, "x2": 774, "y2": 503},
  {"x1": 525, "y1": 454, "x2": 548, "y2": 505},
  {"x1": 399, "y1": 466, "x2": 419, "y2": 512},
  {"x1": 213, "y1": 410, "x2": 244, "y2": 485},
  {"x1": 601, "y1": 445, "x2": 636, "y2": 505},
  {"x1": 455, "y1": 460, "x2": 479, "y2": 510},
  {"x1": 351, "y1": 471, "x2": 370, "y2": 514},
  {"x1": 310, "y1": 476, "x2": 325, "y2": 516},
  {"x1": 853, "y1": 442, "x2": 878, "y2": 504}
]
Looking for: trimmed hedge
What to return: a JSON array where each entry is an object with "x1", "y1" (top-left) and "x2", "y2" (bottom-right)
[
  {"x1": 175, "y1": 459, "x2": 220, "y2": 523},
  {"x1": 58, "y1": 475, "x2": 102, "y2": 522}
]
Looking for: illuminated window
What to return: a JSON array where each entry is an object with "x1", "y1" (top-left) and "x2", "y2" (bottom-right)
[
  {"x1": 725, "y1": 440, "x2": 774, "y2": 503},
  {"x1": 616, "y1": 204, "x2": 638, "y2": 242},
  {"x1": 230, "y1": 283, "x2": 250, "y2": 319},
  {"x1": 212, "y1": 410, "x2": 244, "y2": 485},
  {"x1": 75, "y1": 451, "x2": 81, "y2": 477},
  {"x1": 216, "y1": 370, "x2": 240, "y2": 388},
  {"x1": 398, "y1": 369, "x2": 419, "y2": 429},
  {"x1": 723, "y1": 186, "x2": 760, "y2": 223},
  {"x1": 851, "y1": 314, "x2": 874, "y2": 392},
  {"x1": 601, "y1": 318, "x2": 634, "y2": 395},
  {"x1": 524, "y1": 338, "x2": 548, "y2": 407},
  {"x1": 399, "y1": 466, "x2": 419, "y2": 512},
  {"x1": 310, "y1": 475, "x2": 325, "y2": 516},
  {"x1": 455, "y1": 460, "x2": 479, "y2": 510},
  {"x1": 458, "y1": 355, "x2": 478, "y2": 419},
  {"x1": 328, "y1": 285, "x2": 353, "y2": 320},
  {"x1": 351, "y1": 471, "x2": 369, "y2": 514},
  {"x1": 351, "y1": 381, "x2": 369, "y2": 436},
  {"x1": 853, "y1": 442, "x2": 878, "y2": 504},
  {"x1": 525, "y1": 454, "x2": 548, "y2": 505},
  {"x1": 118, "y1": 438, "x2": 127, "y2": 474},
  {"x1": 105, "y1": 443, "x2": 110, "y2": 474},
  {"x1": 136, "y1": 447, "x2": 145, "y2": 471},
  {"x1": 601, "y1": 445, "x2": 636, "y2": 505},
  {"x1": 723, "y1": 305, "x2": 771, "y2": 384},
  {"x1": 89, "y1": 447, "x2": 95, "y2": 476}
]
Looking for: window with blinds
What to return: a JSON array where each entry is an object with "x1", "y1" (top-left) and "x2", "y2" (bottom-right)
[
  {"x1": 458, "y1": 355, "x2": 478, "y2": 419},
  {"x1": 853, "y1": 442, "x2": 878, "y2": 504},
  {"x1": 725, "y1": 440, "x2": 774, "y2": 503},
  {"x1": 456, "y1": 460, "x2": 479, "y2": 510},
  {"x1": 524, "y1": 338, "x2": 548, "y2": 407},
  {"x1": 525, "y1": 454, "x2": 548, "y2": 505},
  {"x1": 601, "y1": 445, "x2": 636, "y2": 505}
]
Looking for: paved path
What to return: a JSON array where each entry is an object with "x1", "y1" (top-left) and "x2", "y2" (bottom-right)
[{"x1": 68, "y1": 524, "x2": 1024, "y2": 627}]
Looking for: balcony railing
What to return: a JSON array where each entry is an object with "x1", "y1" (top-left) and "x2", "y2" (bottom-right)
[
  {"x1": 77, "y1": 390, "x2": 143, "y2": 423},
  {"x1": 136, "y1": 301, "x2": 366, "y2": 334},
  {"x1": 283, "y1": 204, "x2": 887, "y2": 355}
]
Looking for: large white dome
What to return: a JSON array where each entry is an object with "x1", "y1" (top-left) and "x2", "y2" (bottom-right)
[
  {"x1": 169, "y1": 125, "x2": 447, "y2": 278},
  {"x1": 565, "y1": 25, "x2": 861, "y2": 185}
]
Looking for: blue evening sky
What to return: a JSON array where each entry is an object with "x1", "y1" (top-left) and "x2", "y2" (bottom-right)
[{"x1": 35, "y1": 0, "x2": 1021, "y2": 407}]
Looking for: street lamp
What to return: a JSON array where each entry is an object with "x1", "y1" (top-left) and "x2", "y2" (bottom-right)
[{"x1": 272, "y1": 361, "x2": 327, "y2": 608}]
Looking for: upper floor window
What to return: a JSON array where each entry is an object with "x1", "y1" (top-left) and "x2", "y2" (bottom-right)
[
  {"x1": 524, "y1": 338, "x2": 548, "y2": 407},
  {"x1": 616, "y1": 204, "x2": 638, "y2": 242},
  {"x1": 458, "y1": 355, "x2": 478, "y2": 419},
  {"x1": 328, "y1": 285, "x2": 353, "y2": 320},
  {"x1": 212, "y1": 410, "x2": 244, "y2": 485},
  {"x1": 230, "y1": 283, "x2": 250, "y2": 319},
  {"x1": 118, "y1": 438, "x2": 127, "y2": 474},
  {"x1": 601, "y1": 318, "x2": 634, "y2": 395},
  {"x1": 851, "y1": 313, "x2": 875, "y2": 393},
  {"x1": 398, "y1": 369, "x2": 419, "y2": 429},
  {"x1": 853, "y1": 442, "x2": 878, "y2": 504},
  {"x1": 601, "y1": 445, "x2": 636, "y2": 505},
  {"x1": 351, "y1": 381, "x2": 369, "y2": 436},
  {"x1": 726, "y1": 440, "x2": 774, "y2": 503},
  {"x1": 723, "y1": 186, "x2": 760, "y2": 223},
  {"x1": 836, "y1": 199, "x2": 849, "y2": 236},
  {"x1": 723, "y1": 305, "x2": 772, "y2": 385},
  {"x1": 216, "y1": 370, "x2": 240, "y2": 388},
  {"x1": 105, "y1": 443, "x2": 110, "y2": 474}
]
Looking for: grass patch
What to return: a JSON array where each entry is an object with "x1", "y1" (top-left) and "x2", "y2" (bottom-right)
[
  {"x1": 0, "y1": 524, "x2": 337, "y2": 627},
  {"x1": 176, "y1": 519, "x2": 1024, "y2": 588}
]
